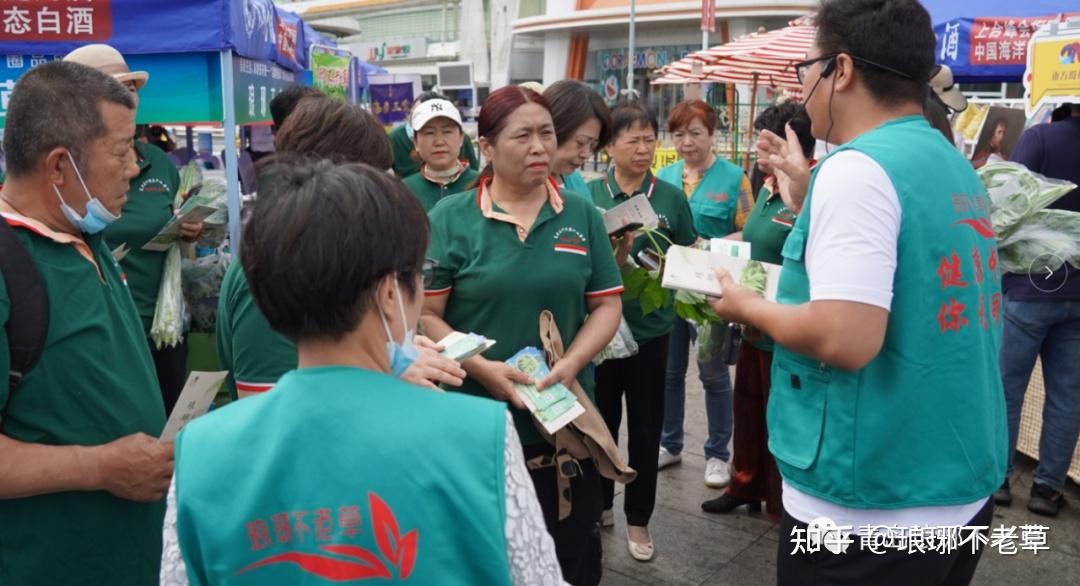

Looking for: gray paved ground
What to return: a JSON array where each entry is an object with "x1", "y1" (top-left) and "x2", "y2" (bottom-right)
[{"x1": 599, "y1": 362, "x2": 1080, "y2": 586}]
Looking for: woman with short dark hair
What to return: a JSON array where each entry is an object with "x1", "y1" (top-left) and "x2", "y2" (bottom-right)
[
  {"x1": 587, "y1": 100, "x2": 698, "y2": 562},
  {"x1": 216, "y1": 96, "x2": 463, "y2": 400},
  {"x1": 422, "y1": 85, "x2": 623, "y2": 585},
  {"x1": 656, "y1": 100, "x2": 755, "y2": 492},
  {"x1": 543, "y1": 80, "x2": 613, "y2": 196},
  {"x1": 163, "y1": 159, "x2": 562, "y2": 585}
]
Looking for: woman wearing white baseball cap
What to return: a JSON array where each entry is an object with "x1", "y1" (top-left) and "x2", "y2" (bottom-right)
[
  {"x1": 401, "y1": 98, "x2": 479, "y2": 212},
  {"x1": 64, "y1": 44, "x2": 203, "y2": 415}
]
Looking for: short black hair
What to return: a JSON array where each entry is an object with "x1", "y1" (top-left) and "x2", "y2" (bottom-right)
[
  {"x1": 242, "y1": 157, "x2": 428, "y2": 342},
  {"x1": 816, "y1": 0, "x2": 934, "y2": 106},
  {"x1": 753, "y1": 101, "x2": 815, "y2": 158},
  {"x1": 269, "y1": 85, "x2": 325, "y2": 132},
  {"x1": 610, "y1": 99, "x2": 659, "y2": 138},
  {"x1": 3, "y1": 60, "x2": 134, "y2": 176},
  {"x1": 543, "y1": 80, "x2": 613, "y2": 150}
]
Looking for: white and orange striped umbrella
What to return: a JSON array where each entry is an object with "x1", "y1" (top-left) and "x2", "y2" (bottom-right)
[{"x1": 657, "y1": 15, "x2": 815, "y2": 91}]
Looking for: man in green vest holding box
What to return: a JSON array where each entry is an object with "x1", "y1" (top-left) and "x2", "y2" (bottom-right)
[
  {"x1": 0, "y1": 61, "x2": 173, "y2": 585},
  {"x1": 707, "y1": 0, "x2": 1006, "y2": 583}
]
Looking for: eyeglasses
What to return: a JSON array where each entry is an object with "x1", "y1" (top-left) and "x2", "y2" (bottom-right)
[
  {"x1": 794, "y1": 53, "x2": 918, "y2": 85},
  {"x1": 422, "y1": 258, "x2": 438, "y2": 288},
  {"x1": 794, "y1": 54, "x2": 837, "y2": 85}
]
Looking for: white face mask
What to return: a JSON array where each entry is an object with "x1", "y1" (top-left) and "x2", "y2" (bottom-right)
[{"x1": 53, "y1": 153, "x2": 119, "y2": 235}]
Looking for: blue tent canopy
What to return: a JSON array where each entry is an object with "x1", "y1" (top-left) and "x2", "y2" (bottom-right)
[
  {"x1": 924, "y1": 0, "x2": 1077, "y2": 82},
  {"x1": 0, "y1": 0, "x2": 333, "y2": 73}
]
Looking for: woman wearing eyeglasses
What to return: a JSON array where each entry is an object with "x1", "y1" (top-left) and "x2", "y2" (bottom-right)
[
  {"x1": 422, "y1": 86, "x2": 623, "y2": 586},
  {"x1": 542, "y1": 80, "x2": 613, "y2": 197}
]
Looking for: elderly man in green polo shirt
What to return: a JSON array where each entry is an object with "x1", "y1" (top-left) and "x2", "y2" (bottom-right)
[{"x1": 0, "y1": 61, "x2": 173, "y2": 585}]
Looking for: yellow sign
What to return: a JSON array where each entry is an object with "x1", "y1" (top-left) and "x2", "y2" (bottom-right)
[
  {"x1": 1025, "y1": 32, "x2": 1080, "y2": 113},
  {"x1": 652, "y1": 147, "x2": 679, "y2": 174}
]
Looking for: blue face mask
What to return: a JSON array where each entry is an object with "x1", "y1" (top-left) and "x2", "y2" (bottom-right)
[
  {"x1": 379, "y1": 279, "x2": 419, "y2": 378},
  {"x1": 53, "y1": 154, "x2": 119, "y2": 235}
]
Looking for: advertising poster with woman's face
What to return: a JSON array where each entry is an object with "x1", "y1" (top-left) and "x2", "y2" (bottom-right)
[{"x1": 971, "y1": 106, "x2": 1027, "y2": 169}]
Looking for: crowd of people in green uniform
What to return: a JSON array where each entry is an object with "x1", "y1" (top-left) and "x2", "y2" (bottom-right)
[{"x1": 2, "y1": 0, "x2": 1068, "y2": 584}]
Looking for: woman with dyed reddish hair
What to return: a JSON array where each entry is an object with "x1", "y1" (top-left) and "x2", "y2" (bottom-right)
[
  {"x1": 656, "y1": 100, "x2": 755, "y2": 490},
  {"x1": 422, "y1": 86, "x2": 624, "y2": 585}
]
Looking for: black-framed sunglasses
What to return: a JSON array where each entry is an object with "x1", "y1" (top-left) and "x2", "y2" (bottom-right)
[
  {"x1": 793, "y1": 54, "x2": 837, "y2": 85},
  {"x1": 421, "y1": 258, "x2": 438, "y2": 288}
]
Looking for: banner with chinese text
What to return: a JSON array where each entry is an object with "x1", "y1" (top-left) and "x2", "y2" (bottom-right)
[
  {"x1": 369, "y1": 82, "x2": 413, "y2": 125},
  {"x1": 312, "y1": 51, "x2": 350, "y2": 101},
  {"x1": 936, "y1": 14, "x2": 1079, "y2": 82},
  {"x1": 232, "y1": 54, "x2": 297, "y2": 125}
]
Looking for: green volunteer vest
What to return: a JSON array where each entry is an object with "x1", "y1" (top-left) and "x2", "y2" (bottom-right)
[
  {"x1": 656, "y1": 157, "x2": 745, "y2": 238},
  {"x1": 768, "y1": 116, "x2": 1007, "y2": 509},
  {"x1": 176, "y1": 366, "x2": 511, "y2": 585}
]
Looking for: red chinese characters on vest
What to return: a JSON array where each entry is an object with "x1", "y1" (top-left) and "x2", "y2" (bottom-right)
[
  {"x1": 937, "y1": 193, "x2": 1001, "y2": 333},
  {"x1": 237, "y1": 493, "x2": 419, "y2": 582}
]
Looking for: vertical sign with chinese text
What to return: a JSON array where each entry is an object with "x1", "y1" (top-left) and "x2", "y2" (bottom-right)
[{"x1": 232, "y1": 55, "x2": 297, "y2": 125}]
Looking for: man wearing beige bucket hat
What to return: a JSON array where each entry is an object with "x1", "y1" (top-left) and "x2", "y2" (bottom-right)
[{"x1": 65, "y1": 44, "x2": 203, "y2": 415}]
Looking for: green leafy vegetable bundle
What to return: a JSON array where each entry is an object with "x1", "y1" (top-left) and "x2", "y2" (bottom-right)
[{"x1": 979, "y1": 162, "x2": 1080, "y2": 274}]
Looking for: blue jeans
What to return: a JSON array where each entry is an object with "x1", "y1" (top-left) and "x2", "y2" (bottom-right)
[
  {"x1": 661, "y1": 319, "x2": 733, "y2": 461},
  {"x1": 1001, "y1": 297, "x2": 1080, "y2": 491}
]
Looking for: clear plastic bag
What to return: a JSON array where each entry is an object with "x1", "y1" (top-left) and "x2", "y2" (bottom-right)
[
  {"x1": 594, "y1": 316, "x2": 639, "y2": 365},
  {"x1": 181, "y1": 252, "x2": 232, "y2": 333},
  {"x1": 150, "y1": 245, "x2": 185, "y2": 349},
  {"x1": 979, "y1": 162, "x2": 1080, "y2": 272}
]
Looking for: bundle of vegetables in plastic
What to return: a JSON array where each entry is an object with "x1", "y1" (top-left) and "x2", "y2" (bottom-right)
[{"x1": 979, "y1": 162, "x2": 1080, "y2": 274}]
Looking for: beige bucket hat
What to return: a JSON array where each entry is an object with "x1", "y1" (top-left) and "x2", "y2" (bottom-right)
[{"x1": 63, "y1": 44, "x2": 149, "y2": 90}]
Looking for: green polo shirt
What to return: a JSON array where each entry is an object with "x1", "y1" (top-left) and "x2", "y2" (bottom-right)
[
  {"x1": 103, "y1": 141, "x2": 180, "y2": 337},
  {"x1": 740, "y1": 184, "x2": 798, "y2": 351},
  {"x1": 216, "y1": 259, "x2": 297, "y2": 400},
  {"x1": 390, "y1": 124, "x2": 480, "y2": 178},
  {"x1": 402, "y1": 167, "x2": 479, "y2": 213},
  {"x1": 427, "y1": 183, "x2": 624, "y2": 446},
  {"x1": 0, "y1": 214, "x2": 166, "y2": 586},
  {"x1": 588, "y1": 169, "x2": 697, "y2": 343}
]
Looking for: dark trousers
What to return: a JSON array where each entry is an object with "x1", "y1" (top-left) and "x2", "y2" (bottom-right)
[
  {"x1": 728, "y1": 343, "x2": 783, "y2": 519},
  {"x1": 595, "y1": 335, "x2": 669, "y2": 527},
  {"x1": 149, "y1": 337, "x2": 188, "y2": 417},
  {"x1": 777, "y1": 498, "x2": 993, "y2": 586},
  {"x1": 524, "y1": 442, "x2": 603, "y2": 586}
]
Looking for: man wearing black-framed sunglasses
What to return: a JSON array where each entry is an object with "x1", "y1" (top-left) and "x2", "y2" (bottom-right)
[{"x1": 710, "y1": 0, "x2": 1007, "y2": 584}]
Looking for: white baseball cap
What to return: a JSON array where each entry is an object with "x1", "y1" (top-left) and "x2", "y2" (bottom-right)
[
  {"x1": 930, "y1": 65, "x2": 967, "y2": 113},
  {"x1": 410, "y1": 99, "x2": 462, "y2": 132}
]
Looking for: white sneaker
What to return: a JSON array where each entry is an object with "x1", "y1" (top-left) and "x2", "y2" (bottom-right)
[
  {"x1": 658, "y1": 447, "x2": 682, "y2": 470},
  {"x1": 600, "y1": 508, "x2": 615, "y2": 528},
  {"x1": 704, "y1": 458, "x2": 731, "y2": 488}
]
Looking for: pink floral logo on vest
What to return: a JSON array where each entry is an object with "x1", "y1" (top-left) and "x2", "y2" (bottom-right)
[{"x1": 236, "y1": 493, "x2": 418, "y2": 581}]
